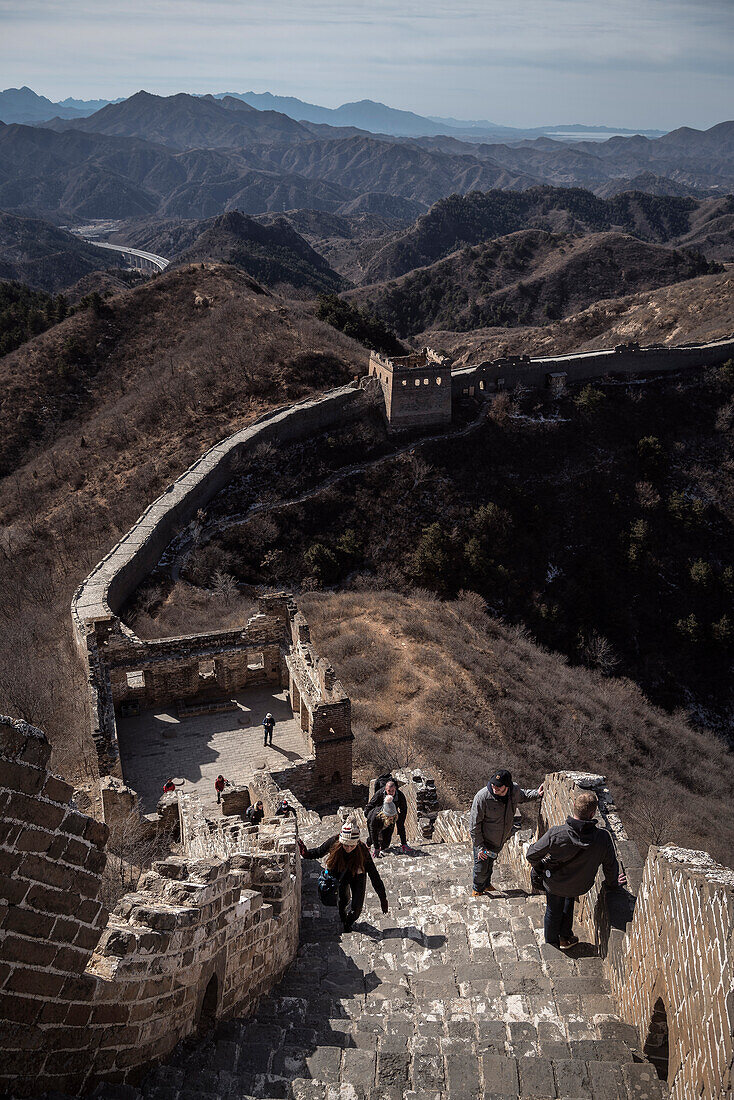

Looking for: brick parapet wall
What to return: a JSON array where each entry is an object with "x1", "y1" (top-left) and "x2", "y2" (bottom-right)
[
  {"x1": 614, "y1": 846, "x2": 734, "y2": 1100},
  {"x1": 0, "y1": 716, "x2": 302, "y2": 1096},
  {"x1": 451, "y1": 336, "x2": 734, "y2": 397}
]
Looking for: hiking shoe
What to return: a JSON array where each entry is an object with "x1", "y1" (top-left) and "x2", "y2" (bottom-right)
[
  {"x1": 400, "y1": 843, "x2": 415, "y2": 854},
  {"x1": 559, "y1": 935, "x2": 579, "y2": 950},
  {"x1": 484, "y1": 882, "x2": 496, "y2": 892},
  {"x1": 471, "y1": 889, "x2": 484, "y2": 897}
]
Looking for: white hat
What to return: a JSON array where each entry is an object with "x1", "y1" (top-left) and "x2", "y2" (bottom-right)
[
  {"x1": 382, "y1": 794, "x2": 398, "y2": 818},
  {"x1": 339, "y1": 819, "x2": 360, "y2": 844}
]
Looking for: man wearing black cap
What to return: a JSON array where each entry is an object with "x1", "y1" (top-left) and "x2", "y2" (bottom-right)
[{"x1": 470, "y1": 769, "x2": 543, "y2": 896}]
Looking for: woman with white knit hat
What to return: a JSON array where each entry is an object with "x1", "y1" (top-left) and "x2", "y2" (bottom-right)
[{"x1": 298, "y1": 818, "x2": 389, "y2": 933}]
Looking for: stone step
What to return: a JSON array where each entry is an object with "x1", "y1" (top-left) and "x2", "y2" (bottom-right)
[{"x1": 117, "y1": 838, "x2": 669, "y2": 1100}]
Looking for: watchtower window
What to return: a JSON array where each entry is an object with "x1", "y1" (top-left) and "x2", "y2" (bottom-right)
[
  {"x1": 479, "y1": 380, "x2": 485, "y2": 391},
  {"x1": 126, "y1": 670, "x2": 145, "y2": 690},
  {"x1": 197, "y1": 973, "x2": 219, "y2": 1035},
  {"x1": 414, "y1": 378, "x2": 421, "y2": 387},
  {"x1": 643, "y1": 997, "x2": 669, "y2": 1081},
  {"x1": 436, "y1": 377, "x2": 442, "y2": 385},
  {"x1": 402, "y1": 379, "x2": 407, "y2": 386},
  {"x1": 247, "y1": 651, "x2": 265, "y2": 671},
  {"x1": 199, "y1": 659, "x2": 215, "y2": 680},
  {"x1": 423, "y1": 378, "x2": 429, "y2": 385}
]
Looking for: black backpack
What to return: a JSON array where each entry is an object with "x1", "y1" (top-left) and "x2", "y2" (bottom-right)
[{"x1": 318, "y1": 868, "x2": 341, "y2": 907}]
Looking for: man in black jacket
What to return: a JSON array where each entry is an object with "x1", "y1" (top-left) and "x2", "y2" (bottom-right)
[{"x1": 526, "y1": 790, "x2": 627, "y2": 948}]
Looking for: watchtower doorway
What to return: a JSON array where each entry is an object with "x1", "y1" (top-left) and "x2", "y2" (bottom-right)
[{"x1": 643, "y1": 996, "x2": 669, "y2": 1081}]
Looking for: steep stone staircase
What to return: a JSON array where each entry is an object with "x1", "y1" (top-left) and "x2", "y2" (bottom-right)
[{"x1": 95, "y1": 830, "x2": 667, "y2": 1100}]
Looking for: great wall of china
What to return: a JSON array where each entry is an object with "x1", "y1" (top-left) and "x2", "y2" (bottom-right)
[{"x1": 2, "y1": 337, "x2": 734, "y2": 1098}]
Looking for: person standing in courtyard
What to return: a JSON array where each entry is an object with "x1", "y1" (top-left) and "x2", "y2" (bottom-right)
[
  {"x1": 263, "y1": 712, "x2": 275, "y2": 746},
  {"x1": 215, "y1": 775, "x2": 226, "y2": 804},
  {"x1": 526, "y1": 789, "x2": 627, "y2": 949},
  {"x1": 470, "y1": 768, "x2": 543, "y2": 895},
  {"x1": 365, "y1": 776, "x2": 414, "y2": 855},
  {"x1": 298, "y1": 819, "x2": 389, "y2": 933}
]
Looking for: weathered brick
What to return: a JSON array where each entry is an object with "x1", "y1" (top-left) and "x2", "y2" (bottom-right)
[
  {"x1": 14, "y1": 826, "x2": 53, "y2": 853},
  {"x1": 0, "y1": 875, "x2": 28, "y2": 908},
  {"x1": 0, "y1": 990, "x2": 43, "y2": 1025},
  {"x1": 6, "y1": 968, "x2": 65, "y2": 997},
  {"x1": 41, "y1": 775, "x2": 74, "y2": 804},
  {"x1": 2, "y1": 935, "x2": 58, "y2": 968},
  {"x1": 4, "y1": 792, "x2": 65, "y2": 830},
  {"x1": 53, "y1": 945, "x2": 93, "y2": 973},
  {"x1": 1, "y1": 905, "x2": 55, "y2": 939},
  {"x1": 0, "y1": 760, "x2": 46, "y2": 797},
  {"x1": 25, "y1": 883, "x2": 81, "y2": 917}
]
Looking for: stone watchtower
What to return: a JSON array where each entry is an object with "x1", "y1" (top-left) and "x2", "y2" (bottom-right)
[{"x1": 369, "y1": 346, "x2": 452, "y2": 430}]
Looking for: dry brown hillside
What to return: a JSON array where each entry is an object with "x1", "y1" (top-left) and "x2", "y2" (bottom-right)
[
  {"x1": 427, "y1": 269, "x2": 734, "y2": 364},
  {"x1": 0, "y1": 262, "x2": 366, "y2": 779},
  {"x1": 300, "y1": 589, "x2": 734, "y2": 866}
]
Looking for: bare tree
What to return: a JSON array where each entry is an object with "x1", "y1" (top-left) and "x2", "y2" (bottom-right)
[
  {"x1": 579, "y1": 630, "x2": 620, "y2": 676},
  {"x1": 212, "y1": 570, "x2": 238, "y2": 606}
]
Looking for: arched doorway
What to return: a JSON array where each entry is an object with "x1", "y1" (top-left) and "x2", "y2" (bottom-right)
[
  {"x1": 197, "y1": 973, "x2": 219, "y2": 1035},
  {"x1": 643, "y1": 997, "x2": 669, "y2": 1081}
]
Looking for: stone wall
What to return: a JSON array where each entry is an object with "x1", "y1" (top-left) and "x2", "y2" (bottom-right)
[
  {"x1": 613, "y1": 846, "x2": 734, "y2": 1099},
  {"x1": 452, "y1": 336, "x2": 734, "y2": 398},
  {"x1": 492, "y1": 770, "x2": 733, "y2": 1100},
  {"x1": 0, "y1": 716, "x2": 301, "y2": 1097}
]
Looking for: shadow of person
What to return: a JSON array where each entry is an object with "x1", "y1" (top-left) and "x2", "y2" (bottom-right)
[
  {"x1": 270, "y1": 745, "x2": 302, "y2": 762},
  {"x1": 564, "y1": 939, "x2": 598, "y2": 958},
  {"x1": 350, "y1": 922, "x2": 446, "y2": 951}
]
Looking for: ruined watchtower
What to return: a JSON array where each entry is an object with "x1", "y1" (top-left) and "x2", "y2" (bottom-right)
[{"x1": 369, "y1": 346, "x2": 453, "y2": 430}]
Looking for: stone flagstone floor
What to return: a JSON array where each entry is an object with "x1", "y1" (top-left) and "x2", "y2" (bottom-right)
[{"x1": 92, "y1": 831, "x2": 668, "y2": 1100}]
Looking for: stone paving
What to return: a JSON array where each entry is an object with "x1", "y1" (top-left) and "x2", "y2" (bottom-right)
[
  {"x1": 116, "y1": 687, "x2": 308, "y2": 813},
  {"x1": 97, "y1": 828, "x2": 667, "y2": 1100}
]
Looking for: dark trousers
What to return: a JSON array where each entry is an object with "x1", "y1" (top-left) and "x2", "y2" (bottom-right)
[
  {"x1": 369, "y1": 818, "x2": 395, "y2": 851},
  {"x1": 544, "y1": 890, "x2": 575, "y2": 945},
  {"x1": 263, "y1": 727, "x2": 273, "y2": 745},
  {"x1": 472, "y1": 845, "x2": 496, "y2": 891},
  {"x1": 338, "y1": 873, "x2": 366, "y2": 929}
]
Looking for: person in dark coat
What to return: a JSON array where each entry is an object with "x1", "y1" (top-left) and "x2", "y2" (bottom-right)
[
  {"x1": 274, "y1": 798, "x2": 297, "y2": 819},
  {"x1": 526, "y1": 789, "x2": 627, "y2": 948},
  {"x1": 470, "y1": 768, "x2": 543, "y2": 895},
  {"x1": 263, "y1": 712, "x2": 275, "y2": 746},
  {"x1": 298, "y1": 818, "x2": 388, "y2": 932},
  {"x1": 365, "y1": 777, "x2": 414, "y2": 855},
  {"x1": 245, "y1": 800, "x2": 264, "y2": 826}
]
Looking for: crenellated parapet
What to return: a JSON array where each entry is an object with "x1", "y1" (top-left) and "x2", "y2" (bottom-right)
[{"x1": 0, "y1": 715, "x2": 301, "y2": 1096}]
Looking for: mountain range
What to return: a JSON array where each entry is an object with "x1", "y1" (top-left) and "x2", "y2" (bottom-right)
[
  {"x1": 0, "y1": 85, "x2": 665, "y2": 141},
  {"x1": 0, "y1": 91, "x2": 730, "y2": 230}
]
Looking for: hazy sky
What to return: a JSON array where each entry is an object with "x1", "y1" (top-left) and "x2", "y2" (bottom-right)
[{"x1": 1, "y1": 0, "x2": 732, "y2": 128}]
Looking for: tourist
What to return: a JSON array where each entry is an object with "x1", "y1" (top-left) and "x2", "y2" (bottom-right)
[
  {"x1": 470, "y1": 769, "x2": 543, "y2": 895},
  {"x1": 526, "y1": 789, "x2": 627, "y2": 949},
  {"x1": 365, "y1": 776, "x2": 414, "y2": 855},
  {"x1": 245, "y1": 800, "x2": 265, "y2": 825},
  {"x1": 274, "y1": 798, "x2": 296, "y2": 818},
  {"x1": 162, "y1": 778, "x2": 178, "y2": 794},
  {"x1": 215, "y1": 775, "x2": 226, "y2": 804},
  {"x1": 298, "y1": 818, "x2": 389, "y2": 933},
  {"x1": 263, "y1": 712, "x2": 275, "y2": 746}
]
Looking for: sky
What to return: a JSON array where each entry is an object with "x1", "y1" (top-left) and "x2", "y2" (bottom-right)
[{"x1": 1, "y1": 0, "x2": 732, "y2": 129}]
